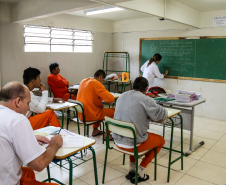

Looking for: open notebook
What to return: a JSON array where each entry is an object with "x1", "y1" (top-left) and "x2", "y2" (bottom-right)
[{"x1": 34, "y1": 126, "x2": 84, "y2": 148}]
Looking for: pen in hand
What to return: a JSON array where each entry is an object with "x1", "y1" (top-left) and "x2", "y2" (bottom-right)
[{"x1": 57, "y1": 128, "x2": 62, "y2": 135}]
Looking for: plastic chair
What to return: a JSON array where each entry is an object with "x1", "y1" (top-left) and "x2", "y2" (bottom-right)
[
  {"x1": 102, "y1": 116, "x2": 157, "y2": 185},
  {"x1": 68, "y1": 99, "x2": 105, "y2": 143}
]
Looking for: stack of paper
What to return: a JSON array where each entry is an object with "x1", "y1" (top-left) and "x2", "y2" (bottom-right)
[
  {"x1": 177, "y1": 90, "x2": 201, "y2": 100},
  {"x1": 175, "y1": 91, "x2": 196, "y2": 103}
]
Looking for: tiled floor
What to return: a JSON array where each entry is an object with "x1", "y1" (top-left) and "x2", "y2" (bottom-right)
[{"x1": 35, "y1": 116, "x2": 226, "y2": 185}]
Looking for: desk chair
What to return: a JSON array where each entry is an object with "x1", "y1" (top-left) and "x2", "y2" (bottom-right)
[
  {"x1": 68, "y1": 99, "x2": 105, "y2": 143},
  {"x1": 48, "y1": 86, "x2": 52, "y2": 97},
  {"x1": 102, "y1": 116, "x2": 157, "y2": 185}
]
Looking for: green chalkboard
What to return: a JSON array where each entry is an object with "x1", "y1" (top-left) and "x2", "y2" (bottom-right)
[{"x1": 140, "y1": 38, "x2": 226, "y2": 82}]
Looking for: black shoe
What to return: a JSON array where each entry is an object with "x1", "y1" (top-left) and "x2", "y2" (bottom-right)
[
  {"x1": 125, "y1": 172, "x2": 135, "y2": 180},
  {"x1": 130, "y1": 174, "x2": 149, "y2": 184}
]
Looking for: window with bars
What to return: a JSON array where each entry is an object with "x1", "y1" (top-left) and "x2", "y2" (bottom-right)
[{"x1": 24, "y1": 25, "x2": 93, "y2": 52}]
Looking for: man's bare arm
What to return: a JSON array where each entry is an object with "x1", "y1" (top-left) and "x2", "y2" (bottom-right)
[{"x1": 27, "y1": 135, "x2": 63, "y2": 172}]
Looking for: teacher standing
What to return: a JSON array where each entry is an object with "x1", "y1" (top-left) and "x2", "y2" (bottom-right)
[{"x1": 140, "y1": 53, "x2": 168, "y2": 89}]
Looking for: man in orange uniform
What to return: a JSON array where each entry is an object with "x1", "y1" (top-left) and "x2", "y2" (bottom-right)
[
  {"x1": 23, "y1": 67, "x2": 61, "y2": 130},
  {"x1": 48, "y1": 62, "x2": 76, "y2": 101},
  {"x1": 77, "y1": 69, "x2": 115, "y2": 137}
]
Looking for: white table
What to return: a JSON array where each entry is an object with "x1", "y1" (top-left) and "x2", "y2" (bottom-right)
[
  {"x1": 47, "y1": 102, "x2": 78, "y2": 128},
  {"x1": 104, "y1": 79, "x2": 132, "y2": 92},
  {"x1": 156, "y1": 98, "x2": 206, "y2": 156},
  {"x1": 46, "y1": 136, "x2": 98, "y2": 185},
  {"x1": 148, "y1": 107, "x2": 183, "y2": 182}
]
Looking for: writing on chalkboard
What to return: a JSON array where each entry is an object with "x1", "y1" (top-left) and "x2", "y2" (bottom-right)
[{"x1": 140, "y1": 38, "x2": 226, "y2": 81}]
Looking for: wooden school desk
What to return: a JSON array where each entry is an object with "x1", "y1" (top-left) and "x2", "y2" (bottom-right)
[
  {"x1": 41, "y1": 135, "x2": 98, "y2": 185},
  {"x1": 102, "y1": 92, "x2": 122, "y2": 108},
  {"x1": 148, "y1": 107, "x2": 183, "y2": 182},
  {"x1": 47, "y1": 102, "x2": 78, "y2": 128},
  {"x1": 156, "y1": 98, "x2": 206, "y2": 156},
  {"x1": 104, "y1": 79, "x2": 132, "y2": 93},
  {"x1": 68, "y1": 84, "x2": 79, "y2": 99}
]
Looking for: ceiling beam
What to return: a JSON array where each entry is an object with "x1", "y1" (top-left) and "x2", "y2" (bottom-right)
[{"x1": 11, "y1": 0, "x2": 99, "y2": 23}]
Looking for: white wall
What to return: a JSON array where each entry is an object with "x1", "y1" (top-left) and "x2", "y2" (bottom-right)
[
  {"x1": 0, "y1": 14, "x2": 113, "y2": 88},
  {"x1": 113, "y1": 17, "x2": 226, "y2": 121}
]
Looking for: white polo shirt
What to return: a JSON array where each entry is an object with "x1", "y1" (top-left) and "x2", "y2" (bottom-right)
[{"x1": 0, "y1": 105, "x2": 46, "y2": 185}]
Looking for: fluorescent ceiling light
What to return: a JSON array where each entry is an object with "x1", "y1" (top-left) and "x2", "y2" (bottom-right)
[{"x1": 85, "y1": 7, "x2": 124, "y2": 15}]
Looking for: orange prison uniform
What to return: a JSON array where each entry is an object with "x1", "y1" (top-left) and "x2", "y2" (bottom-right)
[
  {"x1": 77, "y1": 78, "x2": 115, "y2": 128},
  {"x1": 29, "y1": 110, "x2": 61, "y2": 130},
  {"x1": 48, "y1": 73, "x2": 76, "y2": 101},
  {"x1": 117, "y1": 133, "x2": 165, "y2": 168},
  {"x1": 20, "y1": 167, "x2": 58, "y2": 185}
]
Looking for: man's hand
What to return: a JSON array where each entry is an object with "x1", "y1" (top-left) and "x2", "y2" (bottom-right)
[
  {"x1": 35, "y1": 135, "x2": 50, "y2": 145},
  {"x1": 50, "y1": 135, "x2": 63, "y2": 149},
  {"x1": 28, "y1": 134, "x2": 63, "y2": 172},
  {"x1": 39, "y1": 83, "x2": 47, "y2": 91},
  {"x1": 53, "y1": 98, "x2": 64, "y2": 103}
]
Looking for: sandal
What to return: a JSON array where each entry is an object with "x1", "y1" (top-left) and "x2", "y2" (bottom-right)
[
  {"x1": 92, "y1": 130, "x2": 104, "y2": 137},
  {"x1": 130, "y1": 174, "x2": 149, "y2": 184},
  {"x1": 125, "y1": 172, "x2": 135, "y2": 180}
]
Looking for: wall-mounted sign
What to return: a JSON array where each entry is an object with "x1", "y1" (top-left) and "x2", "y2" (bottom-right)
[{"x1": 213, "y1": 16, "x2": 226, "y2": 27}]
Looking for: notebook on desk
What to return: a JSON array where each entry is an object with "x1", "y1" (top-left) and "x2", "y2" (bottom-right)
[{"x1": 34, "y1": 127, "x2": 84, "y2": 148}]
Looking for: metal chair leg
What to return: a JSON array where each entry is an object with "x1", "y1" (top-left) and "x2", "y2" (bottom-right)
[
  {"x1": 154, "y1": 148, "x2": 157, "y2": 180},
  {"x1": 123, "y1": 154, "x2": 126, "y2": 165},
  {"x1": 90, "y1": 146, "x2": 99, "y2": 185}
]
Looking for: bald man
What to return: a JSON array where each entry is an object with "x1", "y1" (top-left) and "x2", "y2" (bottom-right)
[{"x1": 0, "y1": 81, "x2": 62, "y2": 185}]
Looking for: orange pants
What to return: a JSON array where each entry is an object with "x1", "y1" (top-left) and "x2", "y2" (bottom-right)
[
  {"x1": 93, "y1": 108, "x2": 115, "y2": 128},
  {"x1": 62, "y1": 93, "x2": 77, "y2": 101},
  {"x1": 29, "y1": 110, "x2": 61, "y2": 130},
  {"x1": 117, "y1": 133, "x2": 165, "y2": 168},
  {"x1": 20, "y1": 167, "x2": 57, "y2": 185}
]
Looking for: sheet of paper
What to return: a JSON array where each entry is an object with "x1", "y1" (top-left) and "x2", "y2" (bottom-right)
[
  {"x1": 37, "y1": 128, "x2": 84, "y2": 148},
  {"x1": 34, "y1": 126, "x2": 61, "y2": 136},
  {"x1": 68, "y1": 84, "x2": 79, "y2": 90},
  {"x1": 110, "y1": 92, "x2": 121, "y2": 98},
  {"x1": 47, "y1": 102, "x2": 77, "y2": 109},
  {"x1": 60, "y1": 129, "x2": 84, "y2": 148}
]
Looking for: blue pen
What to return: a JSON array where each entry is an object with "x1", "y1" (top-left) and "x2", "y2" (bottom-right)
[
  {"x1": 156, "y1": 100, "x2": 161, "y2": 104},
  {"x1": 57, "y1": 128, "x2": 62, "y2": 135}
]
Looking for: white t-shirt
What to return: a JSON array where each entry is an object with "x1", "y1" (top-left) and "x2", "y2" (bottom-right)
[
  {"x1": 0, "y1": 105, "x2": 46, "y2": 185},
  {"x1": 26, "y1": 90, "x2": 53, "y2": 118},
  {"x1": 141, "y1": 61, "x2": 164, "y2": 88}
]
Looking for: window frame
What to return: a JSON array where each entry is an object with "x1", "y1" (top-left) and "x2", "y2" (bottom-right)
[{"x1": 24, "y1": 25, "x2": 93, "y2": 53}]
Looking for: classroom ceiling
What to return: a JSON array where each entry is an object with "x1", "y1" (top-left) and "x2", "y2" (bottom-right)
[
  {"x1": 65, "y1": 0, "x2": 226, "y2": 21},
  {"x1": 174, "y1": 0, "x2": 226, "y2": 12},
  {"x1": 2, "y1": 0, "x2": 226, "y2": 26}
]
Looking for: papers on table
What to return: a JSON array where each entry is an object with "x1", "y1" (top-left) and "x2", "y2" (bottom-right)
[
  {"x1": 34, "y1": 126, "x2": 61, "y2": 136},
  {"x1": 175, "y1": 90, "x2": 201, "y2": 103},
  {"x1": 34, "y1": 127, "x2": 84, "y2": 148},
  {"x1": 60, "y1": 129, "x2": 84, "y2": 148},
  {"x1": 68, "y1": 84, "x2": 79, "y2": 90},
  {"x1": 110, "y1": 92, "x2": 121, "y2": 99},
  {"x1": 47, "y1": 102, "x2": 77, "y2": 109}
]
